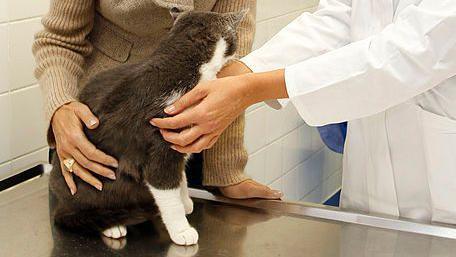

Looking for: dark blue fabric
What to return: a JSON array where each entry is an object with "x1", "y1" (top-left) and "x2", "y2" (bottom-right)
[
  {"x1": 317, "y1": 122, "x2": 347, "y2": 154},
  {"x1": 323, "y1": 190, "x2": 341, "y2": 207}
]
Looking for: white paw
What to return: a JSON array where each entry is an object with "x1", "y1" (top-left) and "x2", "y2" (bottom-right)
[
  {"x1": 102, "y1": 225, "x2": 127, "y2": 239},
  {"x1": 170, "y1": 227, "x2": 199, "y2": 246},
  {"x1": 183, "y1": 198, "x2": 194, "y2": 215}
]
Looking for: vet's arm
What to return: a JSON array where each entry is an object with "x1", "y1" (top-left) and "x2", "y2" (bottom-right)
[{"x1": 150, "y1": 62, "x2": 288, "y2": 153}]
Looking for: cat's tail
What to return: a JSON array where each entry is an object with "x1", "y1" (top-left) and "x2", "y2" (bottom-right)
[{"x1": 53, "y1": 206, "x2": 157, "y2": 234}]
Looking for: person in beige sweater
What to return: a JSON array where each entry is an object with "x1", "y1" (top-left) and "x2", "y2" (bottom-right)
[{"x1": 33, "y1": 0, "x2": 282, "y2": 199}]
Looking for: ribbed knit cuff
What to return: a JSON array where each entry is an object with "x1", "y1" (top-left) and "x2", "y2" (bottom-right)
[
  {"x1": 202, "y1": 113, "x2": 250, "y2": 187},
  {"x1": 39, "y1": 68, "x2": 79, "y2": 146}
]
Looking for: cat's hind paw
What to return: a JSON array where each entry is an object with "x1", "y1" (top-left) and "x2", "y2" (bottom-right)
[
  {"x1": 102, "y1": 225, "x2": 127, "y2": 239},
  {"x1": 170, "y1": 227, "x2": 199, "y2": 246}
]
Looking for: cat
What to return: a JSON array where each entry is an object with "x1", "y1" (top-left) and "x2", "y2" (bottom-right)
[{"x1": 49, "y1": 9, "x2": 247, "y2": 246}]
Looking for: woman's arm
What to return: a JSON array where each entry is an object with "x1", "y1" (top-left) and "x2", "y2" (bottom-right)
[
  {"x1": 33, "y1": 0, "x2": 94, "y2": 121},
  {"x1": 33, "y1": 0, "x2": 117, "y2": 194}
]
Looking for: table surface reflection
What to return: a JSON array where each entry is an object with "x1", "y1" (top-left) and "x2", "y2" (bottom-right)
[{"x1": 1, "y1": 174, "x2": 456, "y2": 257}]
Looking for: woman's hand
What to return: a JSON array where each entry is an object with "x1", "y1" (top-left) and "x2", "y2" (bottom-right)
[{"x1": 52, "y1": 102, "x2": 118, "y2": 195}]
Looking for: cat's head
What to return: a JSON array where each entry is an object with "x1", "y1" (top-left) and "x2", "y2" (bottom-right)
[{"x1": 169, "y1": 8, "x2": 249, "y2": 58}]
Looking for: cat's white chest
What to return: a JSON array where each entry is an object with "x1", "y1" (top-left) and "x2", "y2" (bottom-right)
[{"x1": 199, "y1": 38, "x2": 232, "y2": 82}]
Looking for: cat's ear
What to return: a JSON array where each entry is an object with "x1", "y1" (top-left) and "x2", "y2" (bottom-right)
[
  {"x1": 224, "y1": 9, "x2": 249, "y2": 29},
  {"x1": 169, "y1": 7, "x2": 183, "y2": 23}
]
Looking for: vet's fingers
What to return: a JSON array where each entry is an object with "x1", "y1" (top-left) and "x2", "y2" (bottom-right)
[
  {"x1": 164, "y1": 85, "x2": 208, "y2": 115},
  {"x1": 75, "y1": 138, "x2": 118, "y2": 168},
  {"x1": 160, "y1": 126, "x2": 203, "y2": 147},
  {"x1": 71, "y1": 149, "x2": 116, "y2": 180},
  {"x1": 72, "y1": 162, "x2": 103, "y2": 191},
  {"x1": 72, "y1": 102, "x2": 99, "y2": 129},
  {"x1": 58, "y1": 155, "x2": 77, "y2": 195},
  {"x1": 151, "y1": 111, "x2": 195, "y2": 130},
  {"x1": 171, "y1": 134, "x2": 217, "y2": 154}
]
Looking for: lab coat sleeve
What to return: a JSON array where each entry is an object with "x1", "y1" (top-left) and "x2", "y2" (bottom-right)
[
  {"x1": 284, "y1": 1, "x2": 456, "y2": 126},
  {"x1": 241, "y1": 0, "x2": 352, "y2": 109},
  {"x1": 242, "y1": 0, "x2": 352, "y2": 71}
]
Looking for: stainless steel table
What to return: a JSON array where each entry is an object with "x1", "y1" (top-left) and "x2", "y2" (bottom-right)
[{"x1": 1, "y1": 173, "x2": 456, "y2": 257}]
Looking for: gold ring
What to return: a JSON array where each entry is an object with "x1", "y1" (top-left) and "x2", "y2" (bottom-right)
[{"x1": 63, "y1": 158, "x2": 75, "y2": 172}]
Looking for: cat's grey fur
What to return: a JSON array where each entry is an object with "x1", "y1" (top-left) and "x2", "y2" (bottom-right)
[{"x1": 49, "y1": 10, "x2": 246, "y2": 245}]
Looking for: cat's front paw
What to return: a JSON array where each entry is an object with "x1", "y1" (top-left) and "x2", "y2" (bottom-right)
[
  {"x1": 170, "y1": 227, "x2": 199, "y2": 246},
  {"x1": 183, "y1": 198, "x2": 194, "y2": 215},
  {"x1": 102, "y1": 225, "x2": 127, "y2": 239}
]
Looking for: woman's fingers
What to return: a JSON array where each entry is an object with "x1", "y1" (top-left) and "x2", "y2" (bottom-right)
[
  {"x1": 164, "y1": 84, "x2": 208, "y2": 115},
  {"x1": 160, "y1": 126, "x2": 203, "y2": 147},
  {"x1": 72, "y1": 162, "x2": 103, "y2": 191},
  {"x1": 59, "y1": 158, "x2": 77, "y2": 195},
  {"x1": 73, "y1": 102, "x2": 99, "y2": 129},
  {"x1": 75, "y1": 138, "x2": 118, "y2": 168},
  {"x1": 71, "y1": 149, "x2": 116, "y2": 180}
]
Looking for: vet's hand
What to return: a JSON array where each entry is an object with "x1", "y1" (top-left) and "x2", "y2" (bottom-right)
[
  {"x1": 150, "y1": 76, "x2": 250, "y2": 153},
  {"x1": 52, "y1": 102, "x2": 118, "y2": 195}
]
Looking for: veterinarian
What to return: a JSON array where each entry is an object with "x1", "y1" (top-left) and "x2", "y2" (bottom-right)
[
  {"x1": 152, "y1": 0, "x2": 456, "y2": 224},
  {"x1": 33, "y1": 0, "x2": 282, "y2": 199}
]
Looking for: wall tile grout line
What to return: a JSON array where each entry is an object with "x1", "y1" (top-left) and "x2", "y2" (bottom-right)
[
  {"x1": 6, "y1": 15, "x2": 43, "y2": 24},
  {"x1": 9, "y1": 83, "x2": 40, "y2": 94},
  {"x1": 247, "y1": 123, "x2": 318, "y2": 156}
]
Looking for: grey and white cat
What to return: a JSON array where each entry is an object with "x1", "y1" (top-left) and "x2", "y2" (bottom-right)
[{"x1": 49, "y1": 9, "x2": 247, "y2": 246}]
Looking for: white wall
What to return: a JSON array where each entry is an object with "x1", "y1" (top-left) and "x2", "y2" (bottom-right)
[
  {"x1": 0, "y1": 0, "x2": 49, "y2": 181},
  {"x1": 244, "y1": 0, "x2": 343, "y2": 203},
  {"x1": 0, "y1": 0, "x2": 343, "y2": 203}
]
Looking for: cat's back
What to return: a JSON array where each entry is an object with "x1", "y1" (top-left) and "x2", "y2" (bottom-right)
[{"x1": 79, "y1": 61, "x2": 149, "y2": 111}]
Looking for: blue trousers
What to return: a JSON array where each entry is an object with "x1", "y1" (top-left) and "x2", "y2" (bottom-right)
[{"x1": 317, "y1": 122, "x2": 347, "y2": 154}]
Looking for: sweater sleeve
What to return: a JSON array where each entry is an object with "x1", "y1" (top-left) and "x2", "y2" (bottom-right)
[
  {"x1": 202, "y1": 0, "x2": 256, "y2": 186},
  {"x1": 32, "y1": 0, "x2": 95, "y2": 122}
]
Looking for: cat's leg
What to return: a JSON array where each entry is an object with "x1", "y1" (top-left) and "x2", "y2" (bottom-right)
[
  {"x1": 147, "y1": 184, "x2": 198, "y2": 245},
  {"x1": 180, "y1": 170, "x2": 194, "y2": 215},
  {"x1": 102, "y1": 225, "x2": 127, "y2": 239}
]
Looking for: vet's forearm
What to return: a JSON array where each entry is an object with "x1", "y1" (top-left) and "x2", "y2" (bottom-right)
[{"x1": 218, "y1": 60, "x2": 288, "y2": 107}]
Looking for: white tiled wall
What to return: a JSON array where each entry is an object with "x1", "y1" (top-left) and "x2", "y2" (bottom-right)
[
  {"x1": 244, "y1": 0, "x2": 343, "y2": 203},
  {"x1": 0, "y1": 0, "x2": 49, "y2": 181}
]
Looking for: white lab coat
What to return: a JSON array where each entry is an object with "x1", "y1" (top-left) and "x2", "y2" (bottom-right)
[{"x1": 242, "y1": 0, "x2": 456, "y2": 224}]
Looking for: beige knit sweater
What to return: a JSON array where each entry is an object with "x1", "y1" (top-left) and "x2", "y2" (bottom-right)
[{"x1": 33, "y1": 0, "x2": 256, "y2": 186}]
